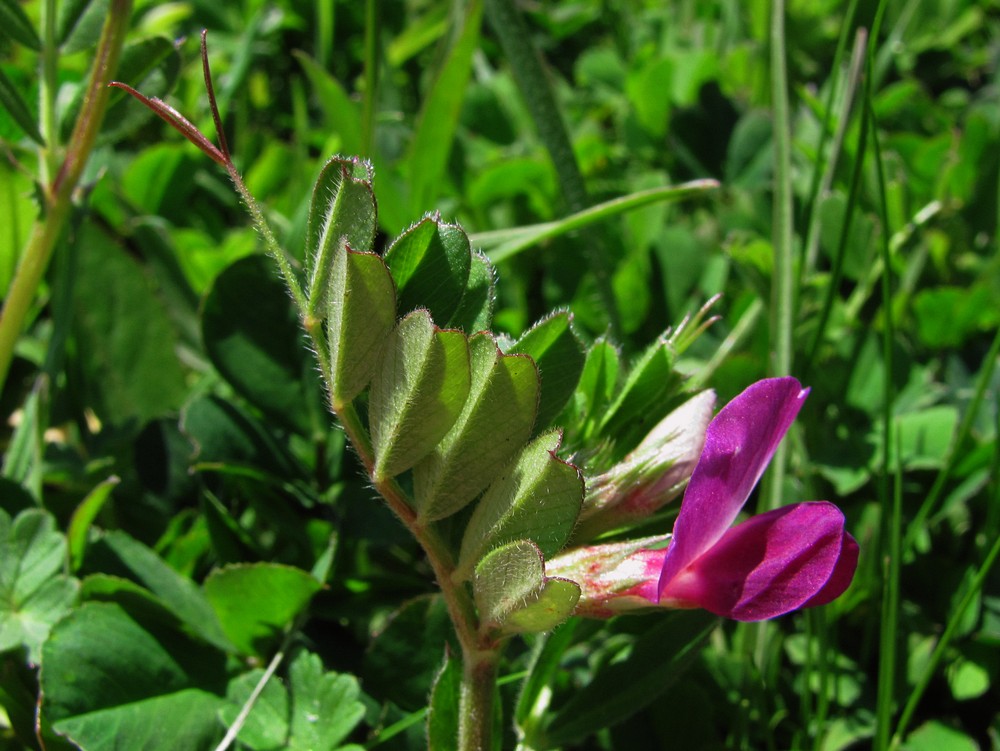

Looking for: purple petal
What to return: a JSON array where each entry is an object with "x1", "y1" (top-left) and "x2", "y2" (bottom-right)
[
  {"x1": 802, "y1": 532, "x2": 859, "y2": 607},
  {"x1": 659, "y1": 502, "x2": 852, "y2": 621},
  {"x1": 659, "y1": 377, "x2": 808, "y2": 595}
]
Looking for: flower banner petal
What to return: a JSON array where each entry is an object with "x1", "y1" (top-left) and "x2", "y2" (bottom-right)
[
  {"x1": 659, "y1": 377, "x2": 808, "y2": 595},
  {"x1": 659, "y1": 502, "x2": 850, "y2": 621}
]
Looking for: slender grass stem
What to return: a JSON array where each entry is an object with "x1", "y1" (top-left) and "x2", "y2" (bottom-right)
[
  {"x1": 0, "y1": 0, "x2": 133, "y2": 392},
  {"x1": 361, "y1": 0, "x2": 378, "y2": 158},
  {"x1": 38, "y1": 0, "x2": 59, "y2": 184},
  {"x1": 762, "y1": 0, "x2": 794, "y2": 520},
  {"x1": 867, "y1": 15, "x2": 898, "y2": 744},
  {"x1": 484, "y1": 0, "x2": 622, "y2": 341}
]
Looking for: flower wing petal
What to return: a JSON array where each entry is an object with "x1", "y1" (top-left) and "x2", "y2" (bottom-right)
[
  {"x1": 802, "y1": 531, "x2": 859, "y2": 608},
  {"x1": 659, "y1": 377, "x2": 808, "y2": 595},
  {"x1": 659, "y1": 501, "x2": 851, "y2": 621}
]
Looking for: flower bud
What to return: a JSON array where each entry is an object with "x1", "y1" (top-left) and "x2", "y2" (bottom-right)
[{"x1": 575, "y1": 391, "x2": 715, "y2": 541}]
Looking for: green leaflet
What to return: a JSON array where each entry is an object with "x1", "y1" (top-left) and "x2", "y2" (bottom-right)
[
  {"x1": 202, "y1": 255, "x2": 318, "y2": 434},
  {"x1": 472, "y1": 540, "x2": 579, "y2": 634},
  {"x1": 457, "y1": 429, "x2": 582, "y2": 579},
  {"x1": 385, "y1": 215, "x2": 472, "y2": 327},
  {"x1": 508, "y1": 311, "x2": 585, "y2": 431},
  {"x1": 0, "y1": 509, "x2": 79, "y2": 662},
  {"x1": 412, "y1": 332, "x2": 539, "y2": 521},
  {"x1": 502, "y1": 578, "x2": 580, "y2": 635},
  {"x1": 327, "y1": 245, "x2": 397, "y2": 406},
  {"x1": 306, "y1": 157, "x2": 378, "y2": 319},
  {"x1": 370, "y1": 309, "x2": 471, "y2": 480},
  {"x1": 449, "y1": 249, "x2": 496, "y2": 333}
]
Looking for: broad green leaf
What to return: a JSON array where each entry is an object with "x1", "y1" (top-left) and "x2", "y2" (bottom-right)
[
  {"x1": 544, "y1": 612, "x2": 717, "y2": 744},
  {"x1": 220, "y1": 669, "x2": 289, "y2": 751},
  {"x1": 58, "y1": 0, "x2": 106, "y2": 51},
  {"x1": 94, "y1": 531, "x2": 232, "y2": 652},
  {"x1": 514, "y1": 620, "x2": 579, "y2": 728},
  {"x1": 203, "y1": 563, "x2": 322, "y2": 657},
  {"x1": 0, "y1": 160, "x2": 37, "y2": 295},
  {"x1": 897, "y1": 406, "x2": 959, "y2": 470},
  {"x1": 67, "y1": 476, "x2": 119, "y2": 572},
  {"x1": 947, "y1": 656, "x2": 990, "y2": 701},
  {"x1": 181, "y1": 394, "x2": 303, "y2": 482},
  {"x1": 902, "y1": 721, "x2": 978, "y2": 751},
  {"x1": 508, "y1": 311, "x2": 585, "y2": 430},
  {"x1": 427, "y1": 653, "x2": 461, "y2": 751},
  {"x1": 471, "y1": 182, "x2": 719, "y2": 263},
  {"x1": 0, "y1": 509, "x2": 79, "y2": 662},
  {"x1": 327, "y1": 246, "x2": 398, "y2": 405},
  {"x1": 0, "y1": 68, "x2": 43, "y2": 144},
  {"x1": 384, "y1": 216, "x2": 472, "y2": 326},
  {"x1": 293, "y1": 52, "x2": 363, "y2": 156},
  {"x1": 71, "y1": 221, "x2": 187, "y2": 424},
  {"x1": 473, "y1": 540, "x2": 544, "y2": 628},
  {"x1": 413, "y1": 332, "x2": 539, "y2": 521},
  {"x1": 598, "y1": 335, "x2": 685, "y2": 458},
  {"x1": 370, "y1": 309, "x2": 471, "y2": 480},
  {"x1": 306, "y1": 157, "x2": 378, "y2": 316},
  {"x1": 449, "y1": 249, "x2": 496, "y2": 333},
  {"x1": 501, "y1": 578, "x2": 580, "y2": 635},
  {"x1": 0, "y1": 0, "x2": 40, "y2": 49},
  {"x1": 362, "y1": 595, "x2": 455, "y2": 711},
  {"x1": 55, "y1": 689, "x2": 226, "y2": 751},
  {"x1": 203, "y1": 255, "x2": 318, "y2": 434},
  {"x1": 288, "y1": 651, "x2": 366, "y2": 751},
  {"x1": 458, "y1": 430, "x2": 582, "y2": 578},
  {"x1": 40, "y1": 602, "x2": 227, "y2": 751},
  {"x1": 405, "y1": 0, "x2": 484, "y2": 215},
  {"x1": 80, "y1": 574, "x2": 186, "y2": 631}
]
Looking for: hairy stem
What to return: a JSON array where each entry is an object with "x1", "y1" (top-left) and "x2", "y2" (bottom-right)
[{"x1": 459, "y1": 648, "x2": 499, "y2": 751}]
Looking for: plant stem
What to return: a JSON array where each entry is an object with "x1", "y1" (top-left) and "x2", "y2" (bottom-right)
[
  {"x1": 0, "y1": 0, "x2": 133, "y2": 392},
  {"x1": 459, "y1": 647, "x2": 499, "y2": 751}
]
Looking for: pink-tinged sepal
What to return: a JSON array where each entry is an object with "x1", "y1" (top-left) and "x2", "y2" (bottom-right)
[{"x1": 546, "y1": 537, "x2": 668, "y2": 618}]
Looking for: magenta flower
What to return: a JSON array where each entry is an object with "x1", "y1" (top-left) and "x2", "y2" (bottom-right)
[{"x1": 548, "y1": 377, "x2": 858, "y2": 621}]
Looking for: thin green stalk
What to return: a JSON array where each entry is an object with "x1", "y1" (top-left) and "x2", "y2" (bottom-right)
[
  {"x1": 484, "y1": 0, "x2": 622, "y2": 341},
  {"x1": 802, "y1": 37, "x2": 871, "y2": 379},
  {"x1": 316, "y1": 0, "x2": 334, "y2": 71},
  {"x1": 802, "y1": 24, "x2": 866, "y2": 277},
  {"x1": 38, "y1": 0, "x2": 59, "y2": 184},
  {"x1": 361, "y1": 0, "x2": 378, "y2": 158},
  {"x1": 769, "y1": 0, "x2": 794, "y2": 382},
  {"x1": 762, "y1": 0, "x2": 794, "y2": 517},
  {"x1": 867, "y1": 29, "x2": 898, "y2": 747},
  {"x1": 0, "y1": 0, "x2": 133, "y2": 392}
]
